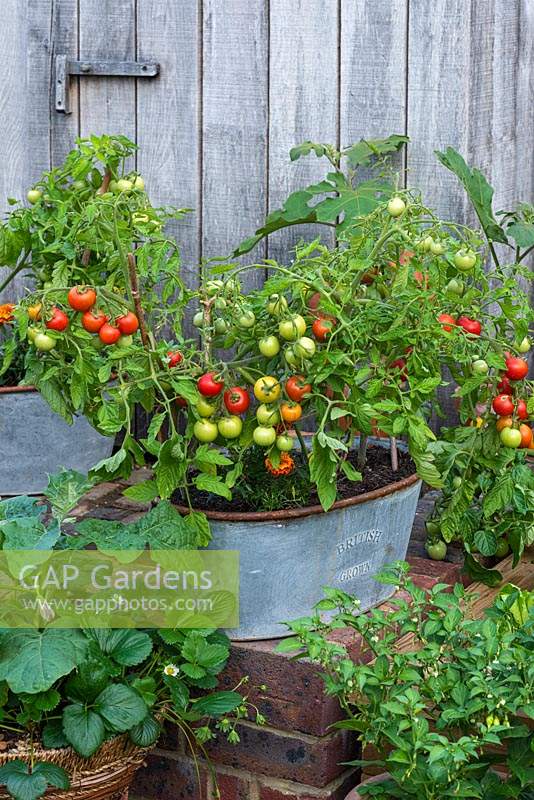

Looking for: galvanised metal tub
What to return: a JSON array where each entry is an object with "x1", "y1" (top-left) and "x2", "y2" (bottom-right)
[
  {"x1": 179, "y1": 443, "x2": 422, "y2": 640},
  {"x1": 0, "y1": 386, "x2": 114, "y2": 495}
]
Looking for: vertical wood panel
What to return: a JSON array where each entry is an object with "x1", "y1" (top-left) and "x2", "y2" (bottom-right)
[
  {"x1": 136, "y1": 0, "x2": 201, "y2": 336},
  {"x1": 50, "y1": 0, "x2": 79, "y2": 166},
  {"x1": 202, "y1": 0, "x2": 268, "y2": 288},
  {"x1": 268, "y1": 0, "x2": 338, "y2": 264},
  {"x1": 407, "y1": 0, "x2": 475, "y2": 223},
  {"x1": 78, "y1": 0, "x2": 136, "y2": 159},
  {"x1": 340, "y1": 1, "x2": 408, "y2": 153},
  {"x1": 0, "y1": 1, "x2": 52, "y2": 301}
]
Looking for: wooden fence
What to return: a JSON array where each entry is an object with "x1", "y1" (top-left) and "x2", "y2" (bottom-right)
[{"x1": 0, "y1": 0, "x2": 533, "y2": 321}]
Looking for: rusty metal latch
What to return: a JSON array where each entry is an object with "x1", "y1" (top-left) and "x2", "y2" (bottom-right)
[{"x1": 55, "y1": 55, "x2": 160, "y2": 113}]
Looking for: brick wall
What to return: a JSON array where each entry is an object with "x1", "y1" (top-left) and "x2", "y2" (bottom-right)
[{"x1": 130, "y1": 558, "x2": 462, "y2": 800}]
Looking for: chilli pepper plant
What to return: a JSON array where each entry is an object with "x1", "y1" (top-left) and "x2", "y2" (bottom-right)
[
  {"x1": 6, "y1": 136, "x2": 534, "y2": 580},
  {"x1": 279, "y1": 563, "x2": 534, "y2": 798},
  {"x1": 0, "y1": 470, "x2": 261, "y2": 800}
]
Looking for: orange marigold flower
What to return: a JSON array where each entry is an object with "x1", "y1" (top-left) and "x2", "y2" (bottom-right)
[
  {"x1": 265, "y1": 452, "x2": 294, "y2": 477},
  {"x1": 0, "y1": 304, "x2": 15, "y2": 324}
]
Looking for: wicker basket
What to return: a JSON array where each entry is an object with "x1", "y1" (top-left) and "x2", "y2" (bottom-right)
[{"x1": 0, "y1": 734, "x2": 149, "y2": 799}]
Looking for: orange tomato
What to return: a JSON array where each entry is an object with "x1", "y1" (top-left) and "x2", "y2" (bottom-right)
[
  {"x1": 27, "y1": 303, "x2": 42, "y2": 321},
  {"x1": 519, "y1": 424, "x2": 533, "y2": 449},
  {"x1": 280, "y1": 402, "x2": 302, "y2": 424},
  {"x1": 496, "y1": 416, "x2": 513, "y2": 433}
]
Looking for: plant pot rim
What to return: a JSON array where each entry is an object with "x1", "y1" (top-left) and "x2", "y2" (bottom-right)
[
  {"x1": 0, "y1": 384, "x2": 36, "y2": 394},
  {"x1": 174, "y1": 472, "x2": 420, "y2": 522}
]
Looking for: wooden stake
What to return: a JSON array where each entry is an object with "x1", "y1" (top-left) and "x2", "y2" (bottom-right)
[{"x1": 390, "y1": 436, "x2": 399, "y2": 472}]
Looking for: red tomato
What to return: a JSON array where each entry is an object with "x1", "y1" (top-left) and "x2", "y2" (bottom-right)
[
  {"x1": 414, "y1": 270, "x2": 430, "y2": 289},
  {"x1": 167, "y1": 350, "x2": 183, "y2": 367},
  {"x1": 98, "y1": 322, "x2": 121, "y2": 345},
  {"x1": 285, "y1": 375, "x2": 312, "y2": 402},
  {"x1": 497, "y1": 376, "x2": 512, "y2": 394},
  {"x1": 504, "y1": 356, "x2": 529, "y2": 382},
  {"x1": 82, "y1": 310, "x2": 108, "y2": 333},
  {"x1": 519, "y1": 424, "x2": 533, "y2": 448},
  {"x1": 390, "y1": 358, "x2": 408, "y2": 380},
  {"x1": 492, "y1": 394, "x2": 515, "y2": 416},
  {"x1": 457, "y1": 316, "x2": 482, "y2": 336},
  {"x1": 116, "y1": 311, "x2": 139, "y2": 335},
  {"x1": 175, "y1": 397, "x2": 188, "y2": 408},
  {"x1": 197, "y1": 372, "x2": 224, "y2": 397},
  {"x1": 68, "y1": 286, "x2": 96, "y2": 312},
  {"x1": 517, "y1": 399, "x2": 529, "y2": 420},
  {"x1": 307, "y1": 292, "x2": 322, "y2": 312},
  {"x1": 312, "y1": 317, "x2": 335, "y2": 342},
  {"x1": 45, "y1": 307, "x2": 69, "y2": 331},
  {"x1": 438, "y1": 313, "x2": 457, "y2": 332},
  {"x1": 223, "y1": 386, "x2": 250, "y2": 415}
]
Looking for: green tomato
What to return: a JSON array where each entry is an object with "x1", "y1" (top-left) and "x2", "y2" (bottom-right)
[
  {"x1": 214, "y1": 318, "x2": 228, "y2": 335},
  {"x1": 118, "y1": 335, "x2": 133, "y2": 347},
  {"x1": 500, "y1": 427, "x2": 522, "y2": 448},
  {"x1": 284, "y1": 347, "x2": 298, "y2": 367},
  {"x1": 446, "y1": 278, "x2": 464, "y2": 296},
  {"x1": 33, "y1": 333, "x2": 56, "y2": 352},
  {"x1": 452, "y1": 476, "x2": 463, "y2": 489},
  {"x1": 133, "y1": 176, "x2": 145, "y2": 190},
  {"x1": 266, "y1": 294, "x2": 288, "y2": 316},
  {"x1": 108, "y1": 180, "x2": 118, "y2": 192},
  {"x1": 495, "y1": 538, "x2": 510, "y2": 558},
  {"x1": 214, "y1": 297, "x2": 227, "y2": 310},
  {"x1": 193, "y1": 311, "x2": 205, "y2": 328},
  {"x1": 256, "y1": 404, "x2": 280, "y2": 426},
  {"x1": 276, "y1": 434, "x2": 294, "y2": 452},
  {"x1": 72, "y1": 179, "x2": 86, "y2": 191},
  {"x1": 218, "y1": 415, "x2": 243, "y2": 439},
  {"x1": 518, "y1": 337, "x2": 531, "y2": 354},
  {"x1": 472, "y1": 359, "x2": 489, "y2": 375},
  {"x1": 258, "y1": 336, "x2": 280, "y2": 358},
  {"x1": 278, "y1": 315, "x2": 306, "y2": 341},
  {"x1": 26, "y1": 326, "x2": 40, "y2": 342},
  {"x1": 454, "y1": 249, "x2": 477, "y2": 271},
  {"x1": 387, "y1": 197, "x2": 406, "y2": 217},
  {"x1": 27, "y1": 189, "x2": 42, "y2": 204},
  {"x1": 237, "y1": 310, "x2": 256, "y2": 329},
  {"x1": 253, "y1": 425, "x2": 277, "y2": 447},
  {"x1": 430, "y1": 239, "x2": 446, "y2": 255},
  {"x1": 205, "y1": 280, "x2": 222, "y2": 296},
  {"x1": 419, "y1": 235, "x2": 434, "y2": 252},
  {"x1": 426, "y1": 540, "x2": 447, "y2": 561},
  {"x1": 425, "y1": 520, "x2": 441, "y2": 536},
  {"x1": 194, "y1": 419, "x2": 219, "y2": 442},
  {"x1": 224, "y1": 278, "x2": 240, "y2": 294},
  {"x1": 294, "y1": 336, "x2": 316, "y2": 359},
  {"x1": 116, "y1": 178, "x2": 133, "y2": 193},
  {"x1": 196, "y1": 397, "x2": 217, "y2": 417}
]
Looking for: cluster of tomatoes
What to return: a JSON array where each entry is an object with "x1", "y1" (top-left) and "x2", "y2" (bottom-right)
[
  {"x1": 25, "y1": 286, "x2": 139, "y2": 351},
  {"x1": 191, "y1": 370, "x2": 312, "y2": 456},
  {"x1": 438, "y1": 313, "x2": 482, "y2": 336},
  {"x1": 491, "y1": 347, "x2": 533, "y2": 449}
]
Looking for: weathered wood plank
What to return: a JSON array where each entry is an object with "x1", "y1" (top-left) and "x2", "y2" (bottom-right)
[
  {"x1": 202, "y1": 0, "x2": 269, "y2": 290},
  {"x1": 340, "y1": 0, "x2": 408, "y2": 161},
  {"x1": 0, "y1": 1, "x2": 53, "y2": 302},
  {"x1": 407, "y1": 0, "x2": 474, "y2": 222},
  {"x1": 50, "y1": 0, "x2": 79, "y2": 167},
  {"x1": 136, "y1": 0, "x2": 201, "y2": 339},
  {"x1": 78, "y1": 0, "x2": 136, "y2": 165},
  {"x1": 267, "y1": 0, "x2": 338, "y2": 265}
]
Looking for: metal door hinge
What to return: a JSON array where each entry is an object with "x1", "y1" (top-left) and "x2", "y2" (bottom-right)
[{"x1": 55, "y1": 55, "x2": 160, "y2": 113}]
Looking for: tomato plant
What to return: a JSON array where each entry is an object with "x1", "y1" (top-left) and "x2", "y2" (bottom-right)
[{"x1": 223, "y1": 387, "x2": 250, "y2": 415}]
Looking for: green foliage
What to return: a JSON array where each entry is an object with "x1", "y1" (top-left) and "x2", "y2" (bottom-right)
[
  {"x1": 281, "y1": 566, "x2": 534, "y2": 798},
  {"x1": 234, "y1": 134, "x2": 408, "y2": 256},
  {"x1": 0, "y1": 480, "x2": 257, "y2": 800}
]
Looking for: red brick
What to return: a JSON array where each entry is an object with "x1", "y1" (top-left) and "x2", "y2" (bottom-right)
[
  {"x1": 407, "y1": 556, "x2": 463, "y2": 584},
  {"x1": 131, "y1": 752, "x2": 208, "y2": 800},
  {"x1": 201, "y1": 722, "x2": 358, "y2": 788},
  {"x1": 207, "y1": 770, "x2": 256, "y2": 800},
  {"x1": 258, "y1": 769, "x2": 360, "y2": 800},
  {"x1": 218, "y1": 639, "x2": 342, "y2": 737}
]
